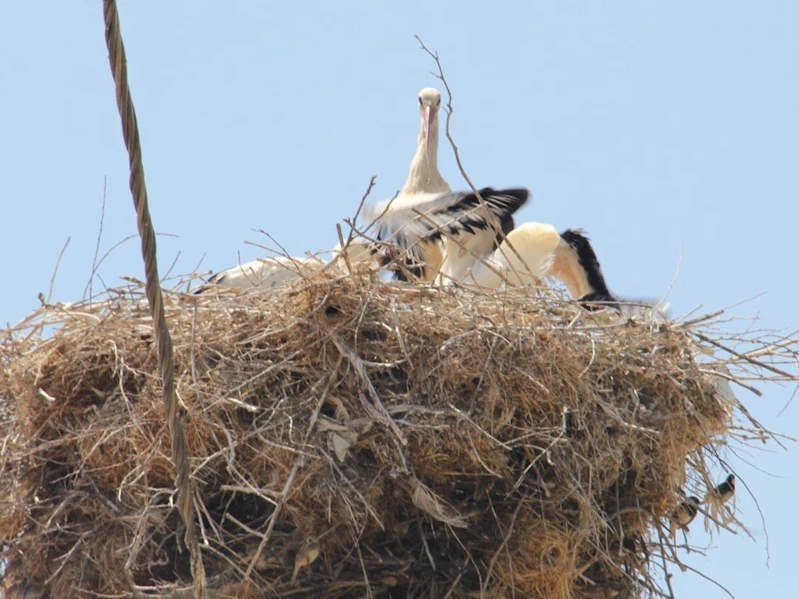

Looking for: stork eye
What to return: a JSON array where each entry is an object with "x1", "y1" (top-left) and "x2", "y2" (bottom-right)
[
  {"x1": 436, "y1": 97, "x2": 442, "y2": 107},
  {"x1": 418, "y1": 96, "x2": 423, "y2": 105}
]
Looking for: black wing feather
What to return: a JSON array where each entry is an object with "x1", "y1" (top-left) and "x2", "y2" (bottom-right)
[{"x1": 374, "y1": 187, "x2": 530, "y2": 248}]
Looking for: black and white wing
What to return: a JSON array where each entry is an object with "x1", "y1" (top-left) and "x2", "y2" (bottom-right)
[{"x1": 366, "y1": 187, "x2": 530, "y2": 250}]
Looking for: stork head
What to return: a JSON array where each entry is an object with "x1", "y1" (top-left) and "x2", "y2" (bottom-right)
[
  {"x1": 418, "y1": 88, "x2": 442, "y2": 151},
  {"x1": 555, "y1": 229, "x2": 615, "y2": 304}
]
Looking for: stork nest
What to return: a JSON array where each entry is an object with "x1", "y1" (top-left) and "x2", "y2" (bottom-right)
[{"x1": 0, "y1": 269, "x2": 790, "y2": 598}]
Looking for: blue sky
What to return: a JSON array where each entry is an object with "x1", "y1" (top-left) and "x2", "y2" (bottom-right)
[{"x1": 1, "y1": 2, "x2": 797, "y2": 596}]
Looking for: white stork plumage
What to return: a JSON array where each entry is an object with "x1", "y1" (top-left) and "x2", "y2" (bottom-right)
[
  {"x1": 453, "y1": 225, "x2": 611, "y2": 302},
  {"x1": 194, "y1": 237, "x2": 380, "y2": 294},
  {"x1": 551, "y1": 230, "x2": 671, "y2": 317},
  {"x1": 456, "y1": 221, "x2": 563, "y2": 289},
  {"x1": 365, "y1": 87, "x2": 448, "y2": 282},
  {"x1": 448, "y1": 224, "x2": 669, "y2": 316},
  {"x1": 194, "y1": 254, "x2": 326, "y2": 292},
  {"x1": 366, "y1": 87, "x2": 530, "y2": 282},
  {"x1": 549, "y1": 229, "x2": 620, "y2": 310},
  {"x1": 402, "y1": 88, "x2": 450, "y2": 196}
]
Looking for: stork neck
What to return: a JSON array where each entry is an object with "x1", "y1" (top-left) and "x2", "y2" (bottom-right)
[{"x1": 402, "y1": 117, "x2": 449, "y2": 194}]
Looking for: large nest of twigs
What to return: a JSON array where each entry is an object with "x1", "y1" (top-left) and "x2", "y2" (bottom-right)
[{"x1": 0, "y1": 269, "x2": 788, "y2": 598}]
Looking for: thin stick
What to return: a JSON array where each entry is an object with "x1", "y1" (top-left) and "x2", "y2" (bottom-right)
[
  {"x1": 345, "y1": 175, "x2": 378, "y2": 248},
  {"x1": 694, "y1": 331, "x2": 795, "y2": 379},
  {"x1": 84, "y1": 176, "x2": 107, "y2": 300},
  {"x1": 46, "y1": 236, "x2": 71, "y2": 304}
]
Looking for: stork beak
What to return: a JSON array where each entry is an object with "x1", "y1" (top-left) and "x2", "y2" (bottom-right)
[{"x1": 423, "y1": 106, "x2": 436, "y2": 151}]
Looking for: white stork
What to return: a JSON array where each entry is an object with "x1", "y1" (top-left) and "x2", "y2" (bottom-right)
[
  {"x1": 366, "y1": 87, "x2": 529, "y2": 282},
  {"x1": 194, "y1": 237, "x2": 380, "y2": 294},
  {"x1": 196, "y1": 87, "x2": 532, "y2": 292},
  {"x1": 402, "y1": 88, "x2": 450, "y2": 196},
  {"x1": 448, "y1": 224, "x2": 669, "y2": 316},
  {"x1": 367, "y1": 87, "x2": 448, "y2": 281},
  {"x1": 194, "y1": 254, "x2": 326, "y2": 292}
]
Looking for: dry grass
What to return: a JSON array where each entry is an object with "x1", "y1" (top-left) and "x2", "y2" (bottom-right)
[{"x1": 0, "y1": 268, "x2": 793, "y2": 598}]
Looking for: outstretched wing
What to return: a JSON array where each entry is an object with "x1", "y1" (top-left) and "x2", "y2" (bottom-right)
[{"x1": 366, "y1": 187, "x2": 530, "y2": 250}]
